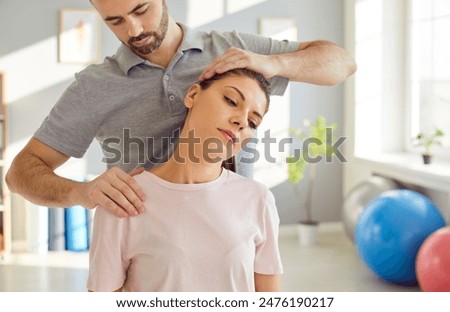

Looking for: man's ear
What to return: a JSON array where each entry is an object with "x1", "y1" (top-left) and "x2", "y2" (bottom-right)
[{"x1": 184, "y1": 84, "x2": 201, "y2": 109}]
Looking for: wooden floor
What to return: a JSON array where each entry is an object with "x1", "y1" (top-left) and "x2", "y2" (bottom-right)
[{"x1": 278, "y1": 223, "x2": 420, "y2": 292}]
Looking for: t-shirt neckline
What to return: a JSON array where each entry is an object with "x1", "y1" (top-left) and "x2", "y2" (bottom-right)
[{"x1": 143, "y1": 168, "x2": 229, "y2": 191}]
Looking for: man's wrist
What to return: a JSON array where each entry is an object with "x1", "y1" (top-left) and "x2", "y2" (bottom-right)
[
  {"x1": 68, "y1": 180, "x2": 91, "y2": 208},
  {"x1": 266, "y1": 53, "x2": 289, "y2": 80}
]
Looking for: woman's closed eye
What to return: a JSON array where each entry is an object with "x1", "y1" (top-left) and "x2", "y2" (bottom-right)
[
  {"x1": 248, "y1": 120, "x2": 258, "y2": 130},
  {"x1": 224, "y1": 96, "x2": 260, "y2": 129},
  {"x1": 224, "y1": 96, "x2": 237, "y2": 107}
]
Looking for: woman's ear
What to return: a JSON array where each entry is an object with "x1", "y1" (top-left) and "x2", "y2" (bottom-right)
[{"x1": 184, "y1": 84, "x2": 201, "y2": 109}]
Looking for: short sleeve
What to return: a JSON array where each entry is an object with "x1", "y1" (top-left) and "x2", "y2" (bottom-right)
[
  {"x1": 34, "y1": 75, "x2": 97, "y2": 158},
  {"x1": 237, "y1": 32, "x2": 299, "y2": 96},
  {"x1": 87, "y1": 207, "x2": 130, "y2": 291},
  {"x1": 254, "y1": 190, "x2": 284, "y2": 275}
]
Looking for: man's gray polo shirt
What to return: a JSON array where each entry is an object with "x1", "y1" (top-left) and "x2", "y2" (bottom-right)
[{"x1": 34, "y1": 24, "x2": 299, "y2": 176}]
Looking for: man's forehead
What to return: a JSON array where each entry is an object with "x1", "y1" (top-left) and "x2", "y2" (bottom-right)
[{"x1": 92, "y1": 0, "x2": 152, "y2": 13}]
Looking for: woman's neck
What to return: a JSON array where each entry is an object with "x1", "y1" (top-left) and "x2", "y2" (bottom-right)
[
  {"x1": 150, "y1": 141, "x2": 224, "y2": 184},
  {"x1": 150, "y1": 159, "x2": 223, "y2": 184}
]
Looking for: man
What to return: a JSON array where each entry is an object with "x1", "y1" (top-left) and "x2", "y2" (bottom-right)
[{"x1": 6, "y1": 0, "x2": 356, "y2": 218}]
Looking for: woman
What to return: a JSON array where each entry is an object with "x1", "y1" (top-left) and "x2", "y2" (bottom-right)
[{"x1": 87, "y1": 68, "x2": 282, "y2": 292}]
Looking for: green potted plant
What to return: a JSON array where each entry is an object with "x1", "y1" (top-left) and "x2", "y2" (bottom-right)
[
  {"x1": 412, "y1": 128, "x2": 445, "y2": 165},
  {"x1": 287, "y1": 115, "x2": 337, "y2": 246}
]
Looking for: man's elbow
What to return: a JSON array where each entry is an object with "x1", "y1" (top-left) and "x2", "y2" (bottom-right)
[
  {"x1": 327, "y1": 44, "x2": 358, "y2": 86},
  {"x1": 348, "y1": 58, "x2": 358, "y2": 77},
  {"x1": 5, "y1": 153, "x2": 29, "y2": 194},
  {"x1": 5, "y1": 164, "x2": 19, "y2": 194},
  {"x1": 325, "y1": 58, "x2": 357, "y2": 86}
]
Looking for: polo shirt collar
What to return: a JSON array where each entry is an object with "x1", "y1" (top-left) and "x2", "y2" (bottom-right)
[
  {"x1": 116, "y1": 44, "x2": 145, "y2": 75},
  {"x1": 178, "y1": 23, "x2": 204, "y2": 52},
  {"x1": 115, "y1": 23, "x2": 204, "y2": 75}
]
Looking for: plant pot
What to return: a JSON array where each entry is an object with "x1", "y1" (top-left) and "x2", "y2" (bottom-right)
[
  {"x1": 422, "y1": 154, "x2": 432, "y2": 165},
  {"x1": 297, "y1": 221, "x2": 319, "y2": 246}
]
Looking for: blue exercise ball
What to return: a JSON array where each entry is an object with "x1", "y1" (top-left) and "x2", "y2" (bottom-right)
[
  {"x1": 342, "y1": 176, "x2": 398, "y2": 243},
  {"x1": 355, "y1": 189, "x2": 446, "y2": 285}
]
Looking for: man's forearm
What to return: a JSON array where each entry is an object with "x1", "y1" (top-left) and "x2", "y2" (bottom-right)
[
  {"x1": 6, "y1": 153, "x2": 84, "y2": 208},
  {"x1": 271, "y1": 40, "x2": 357, "y2": 86}
]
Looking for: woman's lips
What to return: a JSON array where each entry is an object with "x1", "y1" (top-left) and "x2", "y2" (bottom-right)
[{"x1": 218, "y1": 129, "x2": 237, "y2": 143}]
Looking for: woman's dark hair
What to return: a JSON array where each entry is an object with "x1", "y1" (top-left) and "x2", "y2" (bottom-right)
[{"x1": 199, "y1": 68, "x2": 271, "y2": 110}]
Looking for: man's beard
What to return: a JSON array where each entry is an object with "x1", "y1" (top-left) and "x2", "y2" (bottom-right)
[{"x1": 127, "y1": 1, "x2": 169, "y2": 55}]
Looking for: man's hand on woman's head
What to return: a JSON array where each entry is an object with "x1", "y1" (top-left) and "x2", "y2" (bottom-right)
[{"x1": 199, "y1": 48, "x2": 277, "y2": 82}]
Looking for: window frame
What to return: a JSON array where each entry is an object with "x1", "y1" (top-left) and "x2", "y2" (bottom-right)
[{"x1": 405, "y1": 0, "x2": 450, "y2": 158}]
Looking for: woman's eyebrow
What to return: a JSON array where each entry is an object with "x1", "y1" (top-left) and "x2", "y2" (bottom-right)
[
  {"x1": 253, "y1": 111, "x2": 263, "y2": 120},
  {"x1": 104, "y1": 2, "x2": 149, "y2": 21},
  {"x1": 226, "y1": 86, "x2": 246, "y2": 101}
]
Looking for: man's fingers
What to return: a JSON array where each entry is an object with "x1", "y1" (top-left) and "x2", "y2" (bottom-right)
[
  {"x1": 199, "y1": 49, "x2": 245, "y2": 80},
  {"x1": 199, "y1": 48, "x2": 273, "y2": 81},
  {"x1": 88, "y1": 167, "x2": 146, "y2": 217},
  {"x1": 200, "y1": 58, "x2": 244, "y2": 80},
  {"x1": 98, "y1": 195, "x2": 128, "y2": 218},
  {"x1": 107, "y1": 172, "x2": 145, "y2": 214},
  {"x1": 93, "y1": 185, "x2": 129, "y2": 218},
  {"x1": 129, "y1": 166, "x2": 145, "y2": 177},
  {"x1": 214, "y1": 59, "x2": 248, "y2": 77},
  {"x1": 103, "y1": 182, "x2": 141, "y2": 216},
  {"x1": 118, "y1": 169, "x2": 146, "y2": 203}
]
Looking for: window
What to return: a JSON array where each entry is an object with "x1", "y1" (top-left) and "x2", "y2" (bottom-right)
[
  {"x1": 352, "y1": 0, "x2": 405, "y2": 156},
  {"x1": 408, "y1": 0, "x2": 450, "y2": 156},
  {"x1": 351, "y1": 0, "x2": 450, "y2": 159},
  {"x1": 353, "y1": 0, "x2": 383, "y2": 156}
]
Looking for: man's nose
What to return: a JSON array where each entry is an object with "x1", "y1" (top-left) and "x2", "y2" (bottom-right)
[{"x1": 128, "y1": 19, "x2": 143, "y2": 37}]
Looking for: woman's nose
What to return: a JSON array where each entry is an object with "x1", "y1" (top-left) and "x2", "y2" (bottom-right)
[{"x1": 230, "y1": 114, "x2": 246, "y2": 130}]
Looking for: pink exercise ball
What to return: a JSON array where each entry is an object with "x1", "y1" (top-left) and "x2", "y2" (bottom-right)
[{"x1": 416, "y1": 227, "x2": 450, "y2": 292}]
